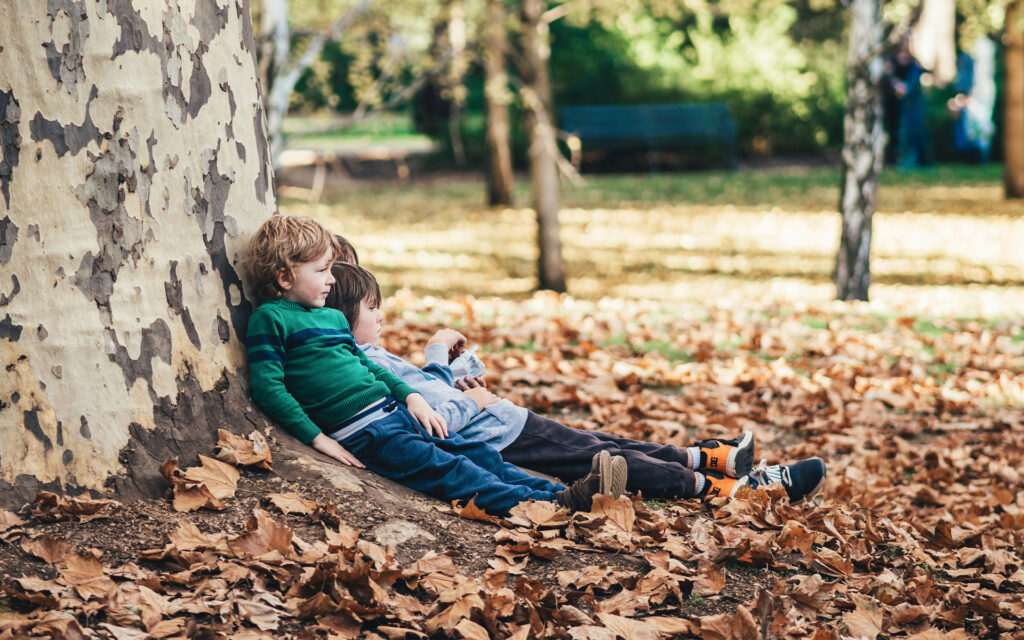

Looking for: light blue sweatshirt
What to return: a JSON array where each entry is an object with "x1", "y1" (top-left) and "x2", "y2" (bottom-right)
[{"x1": 360, "y1": 343, "x2": 527, "y2": 451}]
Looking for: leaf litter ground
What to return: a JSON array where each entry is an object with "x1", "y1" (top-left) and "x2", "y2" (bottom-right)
[{"x1": 3, "y1": 291, "x2": 1023, "y2": 639}]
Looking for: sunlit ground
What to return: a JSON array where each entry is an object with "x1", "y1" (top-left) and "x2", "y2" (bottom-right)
[{"x1": 280, "y1": 164, "x2": 1024, "y2": 319}]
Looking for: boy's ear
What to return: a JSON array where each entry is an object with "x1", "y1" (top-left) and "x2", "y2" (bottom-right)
[{"x1": 275, "y1": 267, "x2": 293, "y2": 292}]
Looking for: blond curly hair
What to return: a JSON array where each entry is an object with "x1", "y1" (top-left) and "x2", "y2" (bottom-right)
[{"x1": 247, "y1": 215, "x2": 341, "y2": 301}]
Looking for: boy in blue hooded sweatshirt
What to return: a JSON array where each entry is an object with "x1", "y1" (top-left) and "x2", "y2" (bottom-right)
[{"x1": 327, "y1": 260, "x2": 827, "y2": 504}]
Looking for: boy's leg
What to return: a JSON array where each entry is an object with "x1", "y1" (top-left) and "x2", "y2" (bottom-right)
[
  {"x1": 501, "y1": 412, "x2": 697, "y2": 499},
  {"x1": 425, "y1": 428, "x2": 568, "y2": 493},
  {"x1": 342, "y1": 408, "x2": 559, "y2": 515}
]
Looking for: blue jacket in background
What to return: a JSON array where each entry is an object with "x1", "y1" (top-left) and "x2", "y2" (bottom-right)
[{"x1": 360, "y1": 343, "x2": 527, "y2": 451}]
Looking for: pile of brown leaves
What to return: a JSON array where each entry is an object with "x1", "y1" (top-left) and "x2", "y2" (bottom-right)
[{"x1": 3, "y1": 296, "x2": 1024, "y2": 638}]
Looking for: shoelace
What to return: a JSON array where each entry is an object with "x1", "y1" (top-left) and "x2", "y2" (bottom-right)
[{"x1": 749, "y1": 459, "x2": 788, "y2": 487}]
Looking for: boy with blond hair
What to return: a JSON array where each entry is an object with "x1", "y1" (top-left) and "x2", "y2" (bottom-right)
[
  {"x1": 327, "y1": 259, "x2": 828, "y2": 505},
  {"x1": 245, "y1": 215, "x2": 627, "y2": 515}
]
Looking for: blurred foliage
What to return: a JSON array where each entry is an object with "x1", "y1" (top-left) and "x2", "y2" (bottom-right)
[
  {"x1": 273, "y1": 0, "x2": 1018, "y2": 164},
  {"x1": 551, "y1": 1, "x2": 848, "y2": 156}
]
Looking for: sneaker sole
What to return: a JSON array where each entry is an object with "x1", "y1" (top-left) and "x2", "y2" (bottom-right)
[
  {"x1": 727, "y1": 431, "x2": 755, "y2": 477},
  {"x1": 607, "y1": 456, "x2": 628, "y2": 498},
  {"x1": 596, "y1": 450, "x2": 613, "y2": 495}
]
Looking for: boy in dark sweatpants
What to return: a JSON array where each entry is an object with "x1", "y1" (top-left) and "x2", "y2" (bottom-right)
[{"x1": 327, "y1": 260, "x2": 827, "y2": 504}]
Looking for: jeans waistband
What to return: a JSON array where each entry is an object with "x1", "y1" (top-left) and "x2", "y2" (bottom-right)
[{"x1": 325, "y1": 396, "x2": 398, "y2": 442}]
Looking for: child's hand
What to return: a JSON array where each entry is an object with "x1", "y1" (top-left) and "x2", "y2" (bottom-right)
[
  {"x1": 427, "y1": 329, "x2": 467, "y2": 362},
  {"x1": 406, "y1": 393, "x2": 448, "y2": 438},
  {"x1": 462, "y1": 386, "x2": 500, "y2": 411},
  {"x1": 311, "y1": 433, "x2": 366, "y2": 468},
  {"x1": 455, "y1": 376, "x2": 487, "y2": 390}
]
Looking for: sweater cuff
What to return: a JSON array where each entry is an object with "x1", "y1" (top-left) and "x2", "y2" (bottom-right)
[
  {"x1": 292, "y1": 422, "x2": 323, "y2": 446},
  {"x1": 392, "y1": 382, "x2": 417, "y2": 403},
  {"x1": 424, "y1": 343, "x2": 450, "y2": 367}
]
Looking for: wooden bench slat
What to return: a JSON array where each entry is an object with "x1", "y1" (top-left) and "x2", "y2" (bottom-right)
[{"x1": 558, "y1": 102, "x2": 737, "y2": 170}]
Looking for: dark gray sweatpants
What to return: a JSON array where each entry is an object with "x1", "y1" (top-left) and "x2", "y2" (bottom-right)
[{"x1": 499, "y1": 411, "x2": 698, "y2": 499}]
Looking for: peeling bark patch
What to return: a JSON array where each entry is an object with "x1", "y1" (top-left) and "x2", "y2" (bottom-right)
[
  {"x1": 187, "y1": 150, "x2": 251, "y2": 341},
  {"x1": 0, "y1": 90, "x2": 21, "y2": 208},
  {"x1": 105, "y1": 0, "x2": 212, "y2": 125},
  {"x1": 106, "y1": 0, "x2": 161, "y2": 58},
  {"x1": 0, "y1": 217, "x2": 18, "y2": 264},
  {"x1": 73, "y1": 130, "x2": 156, "y2": 314},
  {"x1": 0, "y1": 275, "x2": 20, "y2": 307},
  {"x1": 192, "y1": 0, "x2": 229, "y2": 44},
  {"x1": 165, "y1": 261, "x2": 201, "y2": 349},
  {"x1": 0, "y1": 314, "x2": 23, "y2": 341},
  {"x1": 63, "y1": 449, "x2": 74, "y2": 465},
  {"x1": 187, "y1": 44, "x2": 213, "y2": 120},
  {"x1": 45, "y1": 0, "x2": 90, "y2": 92},
  {"x1": 113, "y1": 366, "x2": 252, "y2": 501},
  {"x1": 253, "y1": 103, "x2": 271, "y2": 204},
  {"x1": 56, "y1": 421, "x2": 64, "y2": 447},
  {"x1": 216, "y1": 314, "x2": 230, "y2": 343},
  {"x1": 79, "y1": 416, "x2": 91, "y2": 439},
  {"x1": 24, "y1": 409, "x2": 53, "y2": 451},
  {"x1": 106, "y1": 318, "x2": 172, "y2": 390},
  {"x1": 29, "y1": 85, "x2": 102, "y2": 158}
]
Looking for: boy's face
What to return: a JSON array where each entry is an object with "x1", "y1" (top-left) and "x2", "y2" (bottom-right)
[
  {"x1": 277, "y1": 248, "x2": 335, "y2": 309},
  {"x1": 351, "y1": 296, "x2": 382, "y2": 345}
]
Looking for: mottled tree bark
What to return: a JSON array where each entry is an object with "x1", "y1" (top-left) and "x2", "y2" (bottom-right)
[
  {"x1": 836, "y1": 0, "x2": 886, "y2": 301},
  {"x1": 483, "y1": 0, "x2": 514, "y2": 206},
  {"x1": 520, "y1": 0, "x2": 566, "y2": 293},
  {"x1": 0, "y1": 0, "x2": 276, "y2": 508},
  {"x1": 1005, "y1": 0, "x2": 1024, "y2": 199}
]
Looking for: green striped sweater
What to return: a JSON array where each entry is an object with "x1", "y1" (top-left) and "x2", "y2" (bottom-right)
[{"x1": 246, "y1": 298, "x2": 416, "y2": 444}]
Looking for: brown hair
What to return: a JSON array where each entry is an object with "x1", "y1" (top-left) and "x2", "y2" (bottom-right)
[
  {"x1": 247, "y1": 215, "x2": 340, "y2": 301},
  {"x1": 334, "y1": 234, "x2": 359, "y2": 265},
  {"x1": 325, "y1": 262, "x2": 381, "y2": 328}
]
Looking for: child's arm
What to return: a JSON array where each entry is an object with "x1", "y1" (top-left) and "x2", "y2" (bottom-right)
[
  {"x1": 406, "y1": 393, "x2": 448, "y2": 438},
  {"x1": 310, "y1": 433, "x2": 365, "y2": 468},
  {"x1": 427, "y1": 329, "x2": 467, "y2": 362},
  {"x1": 364, "y1": 346, "x2": 480, "y2": 434},
  {"x1": 247, "y1": 310, "x2": 326, "y2": 446}
]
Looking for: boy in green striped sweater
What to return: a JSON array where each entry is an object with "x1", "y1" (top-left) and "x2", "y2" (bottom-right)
[{"x1": 244, "y1": 215, "x2": 626, "y2": 514}]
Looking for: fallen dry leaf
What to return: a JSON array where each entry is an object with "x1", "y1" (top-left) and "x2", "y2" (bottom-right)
[
  {"x1": 183, "y1": 455, "x2": 240, "y2": 500},
  {"x1": 20, "y1": 535, "x2": 72, "y2": 564},
  {"x1": 214, "y1": 429, "x2": 273, "y2": 470}
]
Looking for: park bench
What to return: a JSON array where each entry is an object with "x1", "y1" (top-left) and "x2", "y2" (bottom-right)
[{"x1": 558, "y1": 102, "x2": 738, "y2": 172}]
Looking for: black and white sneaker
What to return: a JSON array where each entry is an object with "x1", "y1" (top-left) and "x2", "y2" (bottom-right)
[{"x1": 745, "y1": 457, "x2": 826, "y2": 504}]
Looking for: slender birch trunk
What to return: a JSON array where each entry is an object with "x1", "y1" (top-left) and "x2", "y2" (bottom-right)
[
  {"x1": 483, "y1": 0, "x2": 514, "y2": 206},
  {"x1": 836, "y1": 0, "x2": 886, "y2": 301},
  {"x1": 1005, "y1": 0, "x2": 1024, "y2": 199},
  {"x1": 520, "y1": 0, "x2": 565, "y2": 293}
]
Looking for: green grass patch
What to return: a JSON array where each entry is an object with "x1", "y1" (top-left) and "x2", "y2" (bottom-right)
[
  {"x1": 914, "y1": 319, "x2": 950, "y2": 337},
  {"x1": 801, "y1": 316, "x2": 829, "y2": 330},
  {"x1": 641, "y1": 340, "x2": 693, "y2": 362}
]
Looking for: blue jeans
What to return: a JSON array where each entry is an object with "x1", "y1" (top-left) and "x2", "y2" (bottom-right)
[{"x1": 341, "y1": 404, "x2": 565, "y2": 515}]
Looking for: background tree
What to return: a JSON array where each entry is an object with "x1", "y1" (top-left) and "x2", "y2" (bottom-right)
[
  {"x1": 483, "y1": 0, "x2": 515, "y2": 206},
  {"x1": 518, "y1": 0, "x2": 566, "y2": 292},
  {"x1": 836, "y1": 0, "x2": 887, "y2": 301},
  {"x1": 0, "y1": 0, "x2": 277, "y2": 507},
  {"x1": 1005, "y1": 0, "x2": 1024, "y2": 198}
]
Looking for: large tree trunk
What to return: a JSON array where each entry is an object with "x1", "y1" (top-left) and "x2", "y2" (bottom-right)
[
  {"x1": 483, "y1": 0, "x2": 514, "y2": 206},
  {"x1": 520, "y1": 0, "x2": 566, "y2": 293},
  {"x1": 0, "y1": 0, "x2": 278, "y2": 509},
  {"x1": 1005, "y1": 0, "x2": 1024, "y2": 199},
  {"x1": 835, "y1": 0, "x2": 886, "y2": 301}
]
